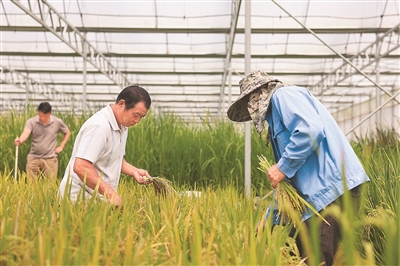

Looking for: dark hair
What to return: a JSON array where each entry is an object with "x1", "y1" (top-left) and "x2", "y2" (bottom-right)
[
  {"x1": 38, "y1": 102, "x2": 52, "y2": 113},
  {"x1": 116, "y1": 85, "x2": 151, "y2": 110}
]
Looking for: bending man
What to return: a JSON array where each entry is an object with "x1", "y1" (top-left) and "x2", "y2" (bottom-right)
[{"x1": 58, "y1": 85, "x2": 153, "y2": 207}]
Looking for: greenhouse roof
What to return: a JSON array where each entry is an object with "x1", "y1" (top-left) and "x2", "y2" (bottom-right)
[{"x1": 1, "y1": 0, "x2": 399, "y2": 123}]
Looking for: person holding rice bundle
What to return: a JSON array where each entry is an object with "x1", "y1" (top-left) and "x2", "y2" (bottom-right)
[
  {"x1": 58, "y1": 85, "x2": 153, "y2": 207},
  {"x1": 227, "y1": 70, "x2": 370, "y2": 266}
]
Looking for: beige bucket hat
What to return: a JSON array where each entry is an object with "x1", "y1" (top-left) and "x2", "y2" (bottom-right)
[{"x1": 227, "y1": 70, "x2": 277, "y2": 122}]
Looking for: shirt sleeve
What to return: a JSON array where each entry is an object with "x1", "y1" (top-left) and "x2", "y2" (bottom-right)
[
  {"x1": 25, "y1": 118, "x2": 34, "y2": 130},
  {"x1": 272, "y1": 88, "x2": 326, "y2": 178},
  {"x1": 57, "y1": 118, "x2": 69, "y2": 134},
  {"x1": 75, "y1": 124, "x2": 107, "y2": 164}
]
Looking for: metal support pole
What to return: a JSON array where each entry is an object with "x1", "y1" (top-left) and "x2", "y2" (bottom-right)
[
  {"x1": 392, "y1": 85, "x2": 396, "y2": 128},
  {"x1": 228, "y1": 66, "x2": 232, "y2": 105},
  {"x1": 244, "y1": 0, "x2": 251, "y2": 198},
  {"x1": 359, "y1": 94, "x2": 362, "y2": 135},
  {"x1": 271, "y1": 0, "x2": 399, "y2": 104},
  {"x1": 83, "y1": 32, "x2": 87, "y2": 115},
  {"x1": 219, "y1": 0, "x2": 242, "y2": 117},
  {"x1": 375, "y1": 34, "x2": 381, "y2": 125},
  {"x1": 346, "y1": 90, "x2": 400, "y2": 136}
]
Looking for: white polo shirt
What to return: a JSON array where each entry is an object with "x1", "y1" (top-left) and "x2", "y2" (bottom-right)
[{"x1": 58, "y1": 104, "x2": 128, "y2": 201}]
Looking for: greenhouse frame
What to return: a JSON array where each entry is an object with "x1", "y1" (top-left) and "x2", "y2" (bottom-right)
[
  {"x1": 1, "y1": 0, "x2": 399, "y2": 139},
  {"x1": 1, "y1": 3, "x2": 400, "y2": 264}
]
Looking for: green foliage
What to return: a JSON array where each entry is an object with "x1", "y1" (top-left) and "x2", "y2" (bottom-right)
[
  {"x1": 353, "y1": 129, "x2": 400, "y2": 265},
  {"x1": 0, "y1": 175, "x2": 303, "y2": 265},
  {"x1": 1, "y1": 110, "x2": 399, "y2": 265},
  {"x1": 126, "y1": 111, "x2": 273, "y2": 193},
  {"x1": 0, "y1": 109, "x2": 274, "y2": 195}
]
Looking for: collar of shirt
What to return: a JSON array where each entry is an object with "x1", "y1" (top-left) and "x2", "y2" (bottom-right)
[
  {"x1": 35, "y1": 115, "x2": 54, "y2": 126},
  {"x1": 105, "y1": 103, "x2": 126, "y2": 132}
]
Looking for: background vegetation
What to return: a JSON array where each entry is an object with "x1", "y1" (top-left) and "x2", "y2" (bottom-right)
[
  {"x1": 1, "y1": 108, "x2": 399, "y2": 265},
  {"x1": 1, "y1": 107, "x2": 275, "y2": 195}
]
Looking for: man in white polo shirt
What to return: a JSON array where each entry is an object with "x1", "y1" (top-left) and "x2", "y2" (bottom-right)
[{"x1": 58, "y1": 85, "x2": 153, "y2": 207}]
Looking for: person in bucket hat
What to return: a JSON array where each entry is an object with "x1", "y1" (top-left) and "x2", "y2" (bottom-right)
[
  {"x1": 227, "y1": 70, "x2": 370, "y2": 266},
  {"x1": 227, "y1": 70, "x2": 287, "y2": 145}
]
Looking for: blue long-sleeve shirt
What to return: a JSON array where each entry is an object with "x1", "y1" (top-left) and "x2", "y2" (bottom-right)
[{"x1": 265, "y1": 86, "x2": 370, "y2": 222}]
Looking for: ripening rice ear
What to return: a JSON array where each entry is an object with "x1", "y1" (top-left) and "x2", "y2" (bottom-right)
[
  {"x1": 257, "y1": 155, "x2": 330, "y2": 226},
  {"x1": 145, "y1": 176, "x2": 177, "y2": 198}
]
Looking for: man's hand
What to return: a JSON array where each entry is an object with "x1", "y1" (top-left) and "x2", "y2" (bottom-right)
[
  {"x1": 105, "y1": 190, "x2": 122, "y2": 207},
  {"x1": 267, "y1": 164, "x2": 286, "y2": 188},
  {"x1": 14, "y1": 137, "x2": 21, "y2": 146},
  {"x1": 54, "y1": 146, "x2": 63, "y2": 154},
  {"x1": 132, "y1": 169, "x2": 153, "y2": 185}
]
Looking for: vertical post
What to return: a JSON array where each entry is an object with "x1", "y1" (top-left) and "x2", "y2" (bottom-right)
[
  {"x1": 392, "y1": 85, "x2": 395, "y2": 129},
  {"x1": 25, "y1": 82, "x2": 29, "y2": 109},
  {"x1": 359, "y1": 95, "x2": 362, "y2": 136},
  {"x1": 375, "y1": 33, "x2": 381, "y2": 127},
  {"x1": 228, "y1": 65, "x2": 232, "y2": 106},
  {"x1": 82, "y1": 32, "x2": 87, "y2": 115},
  {"x1": 244, "y1": 0, "x2": 251, "y2": 198},
  {"x1": 14, "y1": 143, "x2": 18, "y2": 180},
  {"x1": 396, "y1": 86, "x2": 400, "y2": 136},
  {"x1": 351, "y1": 103, "x2": 354, "y2": 138}
]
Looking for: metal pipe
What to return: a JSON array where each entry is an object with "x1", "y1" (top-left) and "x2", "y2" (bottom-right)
[
  {"x1": 228, "y1": 66, "x2": 232, "y2": 105},
  {"x1": 244, "y1": 0, "x2": 251, "y2": 198},
  {"x1": 375, "y1": 33, "x2": 381, "y2": 125},
  {"x1": 219, "y1": 0, "x2": 242, "y2": 117},
  {"x1": 271, "y1": 0, "x2": 399, "y2": 103},
  {"x1": 83, "y1": 32, "x2": 87, "y2": 114},
  {"x1": 346, "y1": 90, "x2": 400, "y2": 136}
]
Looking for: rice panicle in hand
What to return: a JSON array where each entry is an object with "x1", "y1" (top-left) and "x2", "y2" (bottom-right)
[
  {"x1": 145, "y1": 176, "x2": 177, "y2": 198},
  {"x1": 258, "y1": 155, "x2": 330, "y2": 226}
]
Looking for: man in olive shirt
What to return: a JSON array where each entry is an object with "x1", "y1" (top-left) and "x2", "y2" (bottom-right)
[{"x1": 14, "y1": 102, "x2": 71, "y2": 180}]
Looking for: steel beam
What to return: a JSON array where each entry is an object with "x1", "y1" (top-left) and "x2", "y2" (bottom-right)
[
  {"x1": 272, "y1": 0, "x2": 400, "y2": 106},
  {"x1": 312, "y1": 23, "x2": 400, "y2": 101},
  {"x1": 345, "y1": 90, "x2": 400, "y2": 136},
  {"x1": 218, "y1": 0, "x2": 241, "y2": 117},
  {"x1": 2, "y1": 51, "x2": 400, "y2": 59},
  {"x1": 1, "y1": 25, "x2": 398, "y2": 34},
  {"x1": 0, "y1": 95, "x2": 98, "y2": 113},
  {"x1": 10, "y1": 0, "x2": 131, "y2": 90},
  {"x1": 4, "y1": 68, "x2": 400, "y2": 77},
  {"x1": 2, "y1": 81, "x2": 396, "y2": 90},
  {"x1": 0, "y1": 66, "x2": 73, "y2": 105}
]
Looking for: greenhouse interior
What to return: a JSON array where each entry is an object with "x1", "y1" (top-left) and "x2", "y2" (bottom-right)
[
  {"x1": 1, "y1": 0, "x2": 399, "y2": 139},
  {"x1": 1, "y1": 1, "x2": 400, "y2": 266}
]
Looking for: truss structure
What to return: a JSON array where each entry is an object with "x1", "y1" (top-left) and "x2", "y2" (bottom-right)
[{"x1": 1, "y1": 0, "x2": 399, "y2": 134}]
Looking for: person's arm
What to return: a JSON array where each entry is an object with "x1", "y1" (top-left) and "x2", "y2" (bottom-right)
[
  {"x1": 272, "y1": 88, "x2": 326, "y2": 179},
  {"x1": 14, "y1": 128, "x2": 32, "y2": 146},
  {"x1": 121, "y1": 159, "x2": 153, "y2": 185},
  {"x1": 73, "y1": 157, "x2": 122, "y2": 206},
  {"x1": 54, "y1": 129, "x2": 71, "y2": 154}
]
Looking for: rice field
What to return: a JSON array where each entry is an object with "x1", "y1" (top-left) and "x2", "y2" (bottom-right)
[{"x1": 0, "y1": 108, "x2": 399, "y2": 265}]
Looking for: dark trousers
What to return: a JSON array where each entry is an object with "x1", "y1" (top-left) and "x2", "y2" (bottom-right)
[{"x1": 290, "y1": 185, "x2": 362, "y2": 266}]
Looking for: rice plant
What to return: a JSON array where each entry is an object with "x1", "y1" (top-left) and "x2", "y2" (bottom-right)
[
  {"x1": 0, "y1": 110, "x2": 398, "y2": 265},
  {"x1": 257, "y1": 155, "x2": 329, "y2": 227}
]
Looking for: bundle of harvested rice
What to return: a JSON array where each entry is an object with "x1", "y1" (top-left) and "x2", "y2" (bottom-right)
[
  {"x1": 257, "y1": 155, "x2": 330, "y2": 226},
  {"x1": 145, "y1": 176, "x2": 177, "y2": 198}
]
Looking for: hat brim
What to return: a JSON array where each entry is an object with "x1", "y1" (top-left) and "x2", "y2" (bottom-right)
[
  {"x1": 227, "y1": 77, "x2": 273, "y2": 122},
  {"x1": 227, "y1": 94, "x2": 252, "y2": 122}
]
